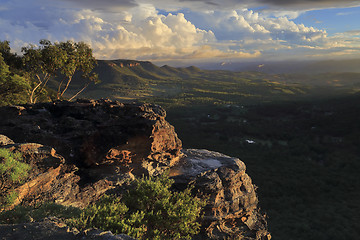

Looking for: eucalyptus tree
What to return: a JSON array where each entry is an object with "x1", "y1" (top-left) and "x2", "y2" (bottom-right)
[
  {"x1": 55, "y1": 40, "x2": 98, "y2": 100},
  {"x1": 21, "y1": 39, "x2": 98, "y2": 103},
  {"x1": 21, "y1": 39, "x2": 66, "y2": 103}
]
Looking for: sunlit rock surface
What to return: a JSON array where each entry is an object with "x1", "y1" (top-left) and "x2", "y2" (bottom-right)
[{"x1": 171, "y1": 149, "x2": 271, "y2": 240}]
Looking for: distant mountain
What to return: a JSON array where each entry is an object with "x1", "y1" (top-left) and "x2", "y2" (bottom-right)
[{"x1": 63, "y1": 59, "x2": 360, "y2": 104}]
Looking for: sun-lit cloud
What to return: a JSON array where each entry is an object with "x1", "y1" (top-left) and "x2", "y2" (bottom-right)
[{"x1": 0, "y1": 0, "x2": 359, "y2": 64}]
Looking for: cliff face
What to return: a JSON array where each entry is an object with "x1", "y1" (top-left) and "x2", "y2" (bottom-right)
[{"x1": 0, "y1": 100, "x2": 270, "y2": 240}]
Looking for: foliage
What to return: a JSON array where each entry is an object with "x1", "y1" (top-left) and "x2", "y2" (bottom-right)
[
  {"x1": 21, "y1": 39, "x2": 65, "y2": 103},
  {"x1": 54, "y1": 40, "x2": 99, "y2": 100},
  {"x1": 0, "y1": 148, "x2": 31, "y2": 209},
  {"x1": 0, "y1": 40, "x2": 22, "y2": 71},
  {"x1": 0, "y1": 203, "x2": 81, "y2": 224},
  {"x1": 70, "y1": 174, "x2": 206, "y2": 240},
  {"x1": 21, "y1": 39, "x2": 98, "y2": 103},
  {"x1": 0, "y1": 53, "x2": 31, "y2": 106}
]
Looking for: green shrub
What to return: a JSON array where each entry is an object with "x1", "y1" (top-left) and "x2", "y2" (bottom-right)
[
  {"x1": 70, "y1": 174, "x2": 207, "y2": 240},
  {"x1": 0, "y1": 148, "x2": 31, "y2": 209}
]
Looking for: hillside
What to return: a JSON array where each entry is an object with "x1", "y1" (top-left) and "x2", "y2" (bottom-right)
[{"x1": 65, "y1": 59, "x2": 360, "y2": 106}]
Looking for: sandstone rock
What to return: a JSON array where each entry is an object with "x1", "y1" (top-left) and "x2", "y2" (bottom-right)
[
  {"x1": 0, "y1": 99, "x2": 182, "y2": 177},
  {"x1": 0, "y1": 217, "x2": 134, "y2": 240},
  {"x1": 170, "y1": 149, "x2": 271, "y2": 240},
  {"x1": 0, "y1": 101, "x2": 270, "y2": 239},
  {"x1": 2, "y1": 140, "x2": 112, "y2": 210}
]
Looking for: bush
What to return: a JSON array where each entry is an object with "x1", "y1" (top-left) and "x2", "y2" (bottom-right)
[
  {"x1": 70, "y1": 174, "x2": 207, "y2": 240},
  {"x1": 0, "y1": 148, "x2": 31, "y2": 209}
]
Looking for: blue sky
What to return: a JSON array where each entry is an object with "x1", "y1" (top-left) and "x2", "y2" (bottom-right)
[
  {"x1": 0, "y1": 0, "x2": 359, "y2": 65},
  {"x1": 293, "y1": 6, "x2": 360, "y2": 35}
]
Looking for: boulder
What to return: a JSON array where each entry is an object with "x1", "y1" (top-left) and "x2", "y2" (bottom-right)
[{"x1": 170, "y1": 149, "x2": 271, "y2": 240}]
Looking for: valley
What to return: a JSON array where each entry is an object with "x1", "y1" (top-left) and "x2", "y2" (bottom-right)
[{"x1": 69, "y1": 60, "x2": 360, "y2": 240}]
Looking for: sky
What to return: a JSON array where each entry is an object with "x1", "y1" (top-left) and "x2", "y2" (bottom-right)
[{"x1": 1, "y1": 0, "x2": 360, "y2": 66}]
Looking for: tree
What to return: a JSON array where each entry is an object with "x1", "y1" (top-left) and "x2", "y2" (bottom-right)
[
  {"x1": 55, "y1": 41, "x2": 98, "y2": 100},
  {"x1": 21, "y1": 40, "x2": 64, "y2": 103},
  {"x1": 0, "y1": 53, "x2": 30, "y2": 106},
  {"x1": 21, "y1": 39, "x2": 98, "y2": 103}
]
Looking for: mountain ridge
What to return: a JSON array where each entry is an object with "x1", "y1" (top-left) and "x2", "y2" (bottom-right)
[{"x1": 63, "y1": 58, "x2": 360, "y2": 105}]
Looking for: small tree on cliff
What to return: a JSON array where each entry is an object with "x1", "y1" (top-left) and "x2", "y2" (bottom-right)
[{"x1": 21, "y1": 39, "x2": 98, "y2": 103}]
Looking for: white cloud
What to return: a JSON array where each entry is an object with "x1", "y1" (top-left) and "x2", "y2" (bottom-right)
[
  {"x1": 188, "y1": 9, "x2": 328, "y2": 47},
  {"x1": 0, "y1": 0, "x2": 359, "y2": 63}
]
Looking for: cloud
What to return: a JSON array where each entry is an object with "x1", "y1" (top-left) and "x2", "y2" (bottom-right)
[
  {"x1": 342, "y1": 30, "x2": 360, "y2": 36},
  {"x1": 186, "y1": 9, "x2": 328, "y2": 46},
  {"x1": 0, "y1": 4, "x2": 220, "y2": 60},
  {"x1": 0, "y1": 0, "x2": 359, "y2": 64}
]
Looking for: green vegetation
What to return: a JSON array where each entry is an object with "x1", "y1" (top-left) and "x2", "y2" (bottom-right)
[
  {"x1": 0, "y1": 148, "x2": 31, "y2": 209},
  {"x1": 69, "y1": 174, "x2": 206, "y2": 240},
  {"x1": 0, "y1": 174, "x2": 205, "y2": 240},
  {"x1": 0, "y1": 53, "x2": 30, "y2": 106},
  {"x1": 21, "y1": 39, "x2": 98, "y2": 102},
  {"x1": 0, "y1": 39, "x2": 98, "y2": 105}
]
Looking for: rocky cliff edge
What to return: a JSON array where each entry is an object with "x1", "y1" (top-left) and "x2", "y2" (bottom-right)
[{"x1": 0, "y1": 99, "x2": 270, "y2": 240}]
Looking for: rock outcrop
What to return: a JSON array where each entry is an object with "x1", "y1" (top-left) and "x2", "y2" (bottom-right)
[
  {"x1": 0, "y1": 100, "x2": 270, "y2": 239},
  {"x1": 0, "y1": 99, "x2": 182, "y2": 177},
  {"x1": 171, "y1": 149, "x2": 270, "y2": 240},
  {"x1": 0, "y1": 136, "x2": 112, "y2": 209}
]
